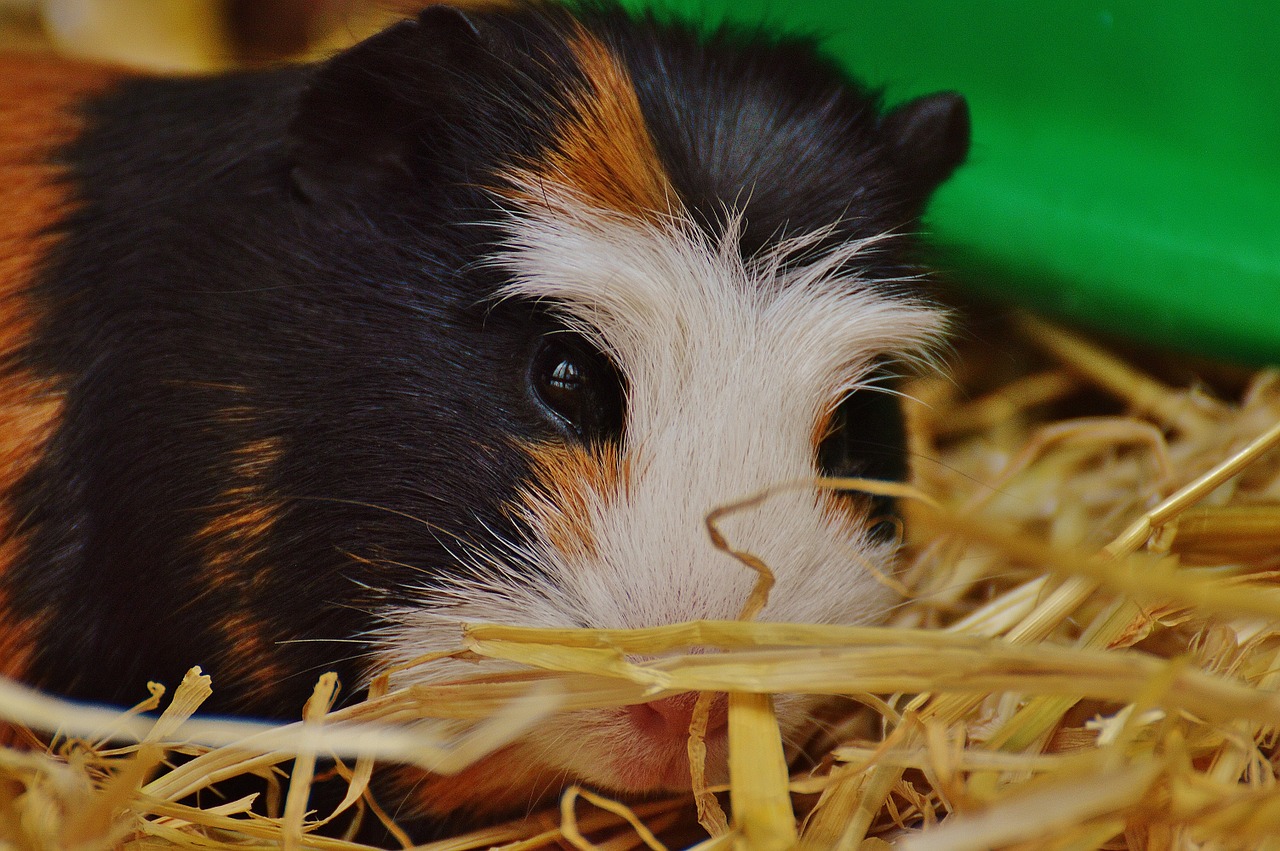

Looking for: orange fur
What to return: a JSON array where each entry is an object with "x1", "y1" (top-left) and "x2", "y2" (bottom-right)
[
  {"x1": 0, "y1": 57, "x2": 122, "y2": 680},
  {"x1": 0, "y1": 579, "x2": 40, "y2": 682},
  {"x1": 510, "y1": 27, "x2": 674, "y2": 221},
  {"x1": 818, "y1": 486, "x2": 885, "y2": 540},
  {"x1": 197, "y1": 435, "x2": 282, "y2": 566},
  {"x1": 194, "y1": 433, "x2": 288, "y2": 694},
  {"x1": 518, "y1": 442, "x2": 630, "y2": 564}
]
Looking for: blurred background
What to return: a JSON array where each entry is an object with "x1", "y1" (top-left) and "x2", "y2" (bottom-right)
[{"x1": 0, "y1": 0, "x2": 406, "y2": 68}]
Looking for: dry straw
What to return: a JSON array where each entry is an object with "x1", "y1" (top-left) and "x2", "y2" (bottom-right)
[{"x1": 3, "y1": 314, "x2": 1279, "y2": 850}]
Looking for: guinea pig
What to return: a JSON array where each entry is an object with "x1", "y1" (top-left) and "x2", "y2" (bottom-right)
[{"x1": 0, "y1": 0, "x2": 968, "y2": 831}]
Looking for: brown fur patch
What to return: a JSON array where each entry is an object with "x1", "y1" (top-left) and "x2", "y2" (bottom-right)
[
  {"x1": 518, "y1": 442, "x2": 630, "y2": 564},
  {"x1": 0, "y1": 57, "x2": 122, "y2": 677},
  {"x1": 811, "y1": 405, "x2": 839, "y2": 456},
  {"x1": 194, "y1": 434, "x2": 288, "y2": 694},
  {"x1": 197, "y1": 434, "x2": 283, "y2": 574},
  {"x1": 0, "y1": 58, "x2": 122, "y2": 309},
  {"x1": 509, "y1": 27, "x2": 675, "y2": 221}
]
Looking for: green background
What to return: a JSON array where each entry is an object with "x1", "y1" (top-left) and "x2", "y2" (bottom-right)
[{"x1": 620, "y1": 0, "x2": 1280, "y2": 364}]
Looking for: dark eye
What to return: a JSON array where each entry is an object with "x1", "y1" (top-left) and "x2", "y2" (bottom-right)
[
  {"x1": 818, "y1": 383, "x2": 907, "y2": 536},
  {"x1": 529, "y1": 335, "x2": 625, "y2": 441}
]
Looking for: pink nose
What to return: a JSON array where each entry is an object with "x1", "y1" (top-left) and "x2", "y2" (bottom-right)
[{"x1": 628, "y1": 693, "x2": 728, "y2": 739}]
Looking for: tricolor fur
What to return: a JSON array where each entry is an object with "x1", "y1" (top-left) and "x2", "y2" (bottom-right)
[{"x1": 0, "y1": 0, "x2": 968, "y2": 834}]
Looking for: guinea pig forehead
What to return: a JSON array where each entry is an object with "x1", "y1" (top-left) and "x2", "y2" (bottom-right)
[
  {"x1": 492, "y1": 200, "x2": 946, "y2": 403},
  {"x1": 497, "y1": 24, "x2": 676, "y2": 223},
  {"x1": 485, "y1": 25, "x2": 941, "y2": 381}
]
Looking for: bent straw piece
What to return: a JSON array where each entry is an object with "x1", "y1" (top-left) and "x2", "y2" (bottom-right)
[
  {"x1": 705, "y1": 491, "x2": 777, "y2": 622},
  {"x1": 560, "y1": 786, "x2": 670, "y2": 851},
  {"x1": 91, "y1": 681, "x2": 167, "y2": 751},
  {"x1": 317, "y1": 675, "x2": 391, "y2": 830},
  {"x1": 689, "y1": 691, "x2": 730, "y2": 837},
  {"x1": 959, "y1": 417, "x2": 1174, "y2": 515},
  {"x1": 1103, "y1": 417, "x2": 1280, "y2": 559},
  {"x1": 704, "y1": 476, "x2": 938, "y2": 622}
]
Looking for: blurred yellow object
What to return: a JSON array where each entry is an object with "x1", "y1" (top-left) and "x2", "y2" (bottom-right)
[{"x1": 39, "y1": 0, "x2": 229, "y2": 71}]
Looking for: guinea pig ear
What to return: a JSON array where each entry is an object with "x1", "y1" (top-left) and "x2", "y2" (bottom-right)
[
  {"x1": 288, "y1": 6, "x2": 484, "y2": 205},
  {"x1": 880, "y1": 91, "x2": 971, "y2": 203}
]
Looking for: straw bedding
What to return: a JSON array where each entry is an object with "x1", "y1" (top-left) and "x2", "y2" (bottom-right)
[{"x1": 2, "y1": 313, "x2": 1279, "y2": 850}]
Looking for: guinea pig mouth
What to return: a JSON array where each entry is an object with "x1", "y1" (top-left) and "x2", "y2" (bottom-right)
[
  {"x1": 530, "y1": 699, "x2": 732, "y2": 794},
  {"x1": 558, "y1": 692, "x2": 834, "y2": 795},
  {"x1": 605, "y1": 730, "x2": 728, "y2": 794}
]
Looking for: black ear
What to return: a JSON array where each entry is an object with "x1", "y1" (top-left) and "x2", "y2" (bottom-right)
[
  {"x1": 881, "y1": 92, "x2": 970, "y2": 199},
  {"x1": 288, "y1": 6, "x2": 485, "y2": 204}
]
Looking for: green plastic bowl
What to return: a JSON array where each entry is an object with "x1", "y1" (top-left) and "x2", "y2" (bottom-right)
[{"x1": 621, "y1": 0, "x2": 1280, "y2": 365}]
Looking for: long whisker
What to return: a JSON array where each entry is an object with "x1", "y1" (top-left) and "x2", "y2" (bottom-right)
[{"x1": 286, "y1": 494, "x2": 479, "y2": 550}]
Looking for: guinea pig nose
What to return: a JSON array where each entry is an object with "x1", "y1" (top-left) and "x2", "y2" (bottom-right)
[{"x1": 628, "y1": 693, "x2": 728, "y2": 738}]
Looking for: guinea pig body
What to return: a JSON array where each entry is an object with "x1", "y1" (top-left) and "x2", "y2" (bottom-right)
[{"x1": 0, "y1": 0, "x2": 968, "y2": 826}]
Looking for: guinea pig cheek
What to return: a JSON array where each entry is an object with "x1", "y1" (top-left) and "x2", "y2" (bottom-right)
[
  {"x1": 506, "y1": 444, "x2": 872, "y2": 793},
  {"x1": 503, "y1": 446, "x2": 725, "y2": 792},
  {"x1": 516, "y1": 441, "x2": 629, "y2": 565}
]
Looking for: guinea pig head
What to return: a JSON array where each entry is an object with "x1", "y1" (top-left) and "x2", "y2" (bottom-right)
[{"x1": 289, "y1": 5, "x2": 968, "y2": 804}]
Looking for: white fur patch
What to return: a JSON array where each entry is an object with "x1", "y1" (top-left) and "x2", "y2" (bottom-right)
[{"x1": 374, "y1": 189, "x2": 944, "y2": 794}]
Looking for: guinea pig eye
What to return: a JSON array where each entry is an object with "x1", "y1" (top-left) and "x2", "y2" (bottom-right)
[
  {"x1": 530, "y1": 336, "x2": 625, "y2": 441},
  {"x1": 818, "y1": 384, "x2": 908, "y2": 535},
  {"x1": 818, "y1": 388, "x2": 906, "y2": 480}
]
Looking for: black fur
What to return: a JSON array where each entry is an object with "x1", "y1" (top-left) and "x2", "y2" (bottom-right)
[
  {"x1": 594, "y1": 10, "x2": 953, "y2": 256},
  {"x1": 1, "y1": 1, "x2": 966, "y2": 837}
]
